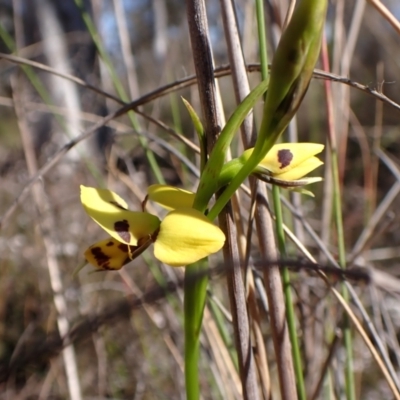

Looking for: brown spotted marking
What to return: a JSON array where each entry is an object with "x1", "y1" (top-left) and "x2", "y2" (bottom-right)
[
  {"x1": 118, "y1": 243, "x2": 129, "y2": 253},
  {"x1": 90, "y1": 246, "x2": 111, "y2": 269},
  {"x1": 106, "y1": 241, "x2": 115, "y2": 247},
  {"x1": 277, "y1": 149, "x2": 293, "y2": 169},
  {"x1": 114, "y1": 219, "x2": 131, "y2": 243}
]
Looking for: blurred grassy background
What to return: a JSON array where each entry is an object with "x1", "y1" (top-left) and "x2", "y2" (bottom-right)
[{"x1": 1, "y1": 0, "x2": 400, "y2": 399}]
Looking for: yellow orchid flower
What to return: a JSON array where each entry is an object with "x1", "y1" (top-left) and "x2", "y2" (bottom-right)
[
  {"x1": 242, "y1": 143, "x2": 324, "y2": 186},
  {"x1": 80, "y1": 185, "x2": 225, "y2": 270}
]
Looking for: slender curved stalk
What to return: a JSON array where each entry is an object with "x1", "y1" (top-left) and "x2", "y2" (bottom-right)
[
  {"x1": 184, "y1": 263, "x2": 209, "y2": 400},
  {"x1": 331, "y1": 151, "x2": 356, "y2": 400},
  {"x1": 272, "y1": 186, "x2": 306, "y2": 400},
  {"x1": 321, "y1": 33, "x2": 356, "y2": 400}
]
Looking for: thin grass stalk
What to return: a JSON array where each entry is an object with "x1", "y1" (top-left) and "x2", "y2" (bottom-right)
[
  {"x1": 321, "y1": 34, "x2": 356, "y2": 400},
  {"x1": 262, "y1": 12, "x2": 307, "y2": 396},
  {"x1": 254, "y1": 0, "x2": 299, "y2": 398},
  {"x1": 112, "y1": 0, "x2": 140, "y2": 99},
  {"x1": 202, "y1": 307, "x2": 242, "y2": 399},
  {"x1": 336, "y1": 0, "x2": 365, "y2": 182},
  {"x1": 11, "y1": 76, "x2": 82, "y2": 400},
  {"x1": 0, "y1": 26, "x2": 81, "y2": 142},
  {"x1": 184, "y1": 1, "x2": 221, "y2": 396},
  {"x1": 219, "y1": 0, "x2": 275, "y2": 395},
  {"x1": 207, "y1": 295, "x2": 238, "y2": 370},
  {"x1": 366, "y1": 0, "x2": 400, "y2": 35},
  {"x1": 220, "y1": 1, "x2": 298, "y2": 398},
  {"x1": 185, "y1": 1, "x2": 259, "y2": 398},
  {"x1": 271, "y1": 186, "x2": 306, "y2": 399}
]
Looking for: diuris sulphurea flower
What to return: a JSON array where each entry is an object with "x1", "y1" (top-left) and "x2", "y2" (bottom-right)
[
  {"x1": 247, "y1": 142, "x2": 324, "y2": 186},
  {"x1": 80, "y1": 185, "x2": 225, "y2": 270},
  {"x1": 218, "y1": 142, "x2": 324, "y2": 190}
]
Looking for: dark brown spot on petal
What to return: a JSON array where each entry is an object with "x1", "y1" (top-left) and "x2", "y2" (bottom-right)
[
  {"x1": 90, "y1": 246, "x2": 111, "y2": 269},
  {"x1": 106, "y1": 241, "x2": 114, "y2": 247},
  {"x1": 114, "y1": 219, "x2": 131, "y2": 243},
  {"x1": 110, "y1": 201, "x2": 127, "y2": 210},
  {"x1": 277, "y1": 149, "x2": 293, "y2": 169},
  {"x1": 118, "y1": 243, "x2": 129, "y2": 253}
]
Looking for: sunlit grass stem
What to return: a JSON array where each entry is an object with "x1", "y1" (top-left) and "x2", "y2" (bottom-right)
[
  {"x1": 331, "y1": 151, "x2": 356, "y2": 400},
  {"x1": 256, "y1": 0, "x2": 306, "y2": 395}
]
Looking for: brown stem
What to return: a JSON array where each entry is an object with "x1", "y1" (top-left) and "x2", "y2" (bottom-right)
[{"x1": 186, "y1": 0, "x2": 260, "y2": 398}]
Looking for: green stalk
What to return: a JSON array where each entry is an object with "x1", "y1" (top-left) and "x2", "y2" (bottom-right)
[
  {"x1": 257, "y1": 0, "x2": 306, "y2": 394},
  {"x1": 193, "y1": 79, "x2": 269, "y2": 212},
  {"x1": 185, "y1": 1, "x2": 327, "y2": 396},
  {"x1": 272, "y1": 185, "x2": 307, "y2": 399},
  {"x1": 331, "y1": 150, "x2": 356, "y2": 400},
  {"x1": 184, "y1": 262, "x2": 208, "y2": 400},
  {"x1": 208, "y1": 0, "x2": 328, "y2": 221},
  {"x1": 321, "y1": 30, "x2": 356, "y2": 399},
  {"x1": 183, "y1": 56, "x2": 267, "y2": 400},
  {"x1": 255, "y1": 0, "x2": 269, "y2": 83}
]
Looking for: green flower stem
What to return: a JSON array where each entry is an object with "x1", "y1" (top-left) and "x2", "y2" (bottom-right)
[
  {"x1": 193, "y1": 79, "x2": 269, "y2": 213},
  {"x1": 182, "y1": 70, "x2": 269, "y2": 400},
  {"x1": 331, "y1": 150, "x2": 356, "y2": 400},
  {"x1": 184, "y1": 262, "x2": 209, "y2": 400},
  {"x1": 272, "y1": 185, "x2": 306, "y2": 400},
  {"x1": 208, "y1": 0, "x2": 327, "y2": 221},
  {"x1": 255, "y1": 0, "x2": 269, "y2": 83},
  {"x1": 182, "y1": 98, "x2": 207, "y2": 172},
  {"x1": 186, "y1": 1, "x2": 326, "y2": 396},
  {"x1": 183, "y1": 32, "x2": 269, "y2": 400}
]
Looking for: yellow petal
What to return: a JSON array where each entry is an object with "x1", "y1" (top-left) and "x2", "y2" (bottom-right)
[
  {"x1": 81, "y1": 185, "x2": 129, "y2": 210},
  {"x1": 255, "y1": 143, "x2": 324, "y2": 175},
  {"x1": 81, "y1": 186, "x2": 160, "y2": 245},
  {"x1": 147, "y1": 184, "x2": 195, "y2": 210},
  {"x1": 84, "y1": 237, "x2": 136, "y2": 270},
  {"x1": 274, "y1": 156, "x2": 323, "y2": 180},
  {"x1": 154, "y1": 208, "x2": 225, "y2": 267}
]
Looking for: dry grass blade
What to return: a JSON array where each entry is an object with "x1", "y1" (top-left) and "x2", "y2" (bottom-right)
[
  {"x1": 11, "y1": 75, "x2": 82, "y2": 400},
  {"x1": 366, "y1": 0, "x2": 400, "y2": 34}
]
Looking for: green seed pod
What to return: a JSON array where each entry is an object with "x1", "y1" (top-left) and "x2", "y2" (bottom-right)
[{"x1": 255, "y1": 0, "x2": 328, "y2": 158}]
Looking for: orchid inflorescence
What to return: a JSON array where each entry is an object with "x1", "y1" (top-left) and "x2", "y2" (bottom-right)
[{"x1": 81, "y1": 142, "x2": 324, "y2": 271}]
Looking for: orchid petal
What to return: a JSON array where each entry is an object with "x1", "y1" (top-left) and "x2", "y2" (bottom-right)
[
  {"x1": 154, "y1": 208, "x2": 225, "y2": 267},
  {"x1": 80, "y1": 186, "x2": 160, "y2": 245},
  {"x1": 257, "y1": 143, "x2": 324, "y2": 175},
  {"x1": 84, "y1": 237, "x2": 136, "y2": 270},
  {"x1": 273, "y1": 156, "x2": 323, "y2": 181},
  {"x1": 147, "y1": 184, "x2": 195, "y2": 210}
]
